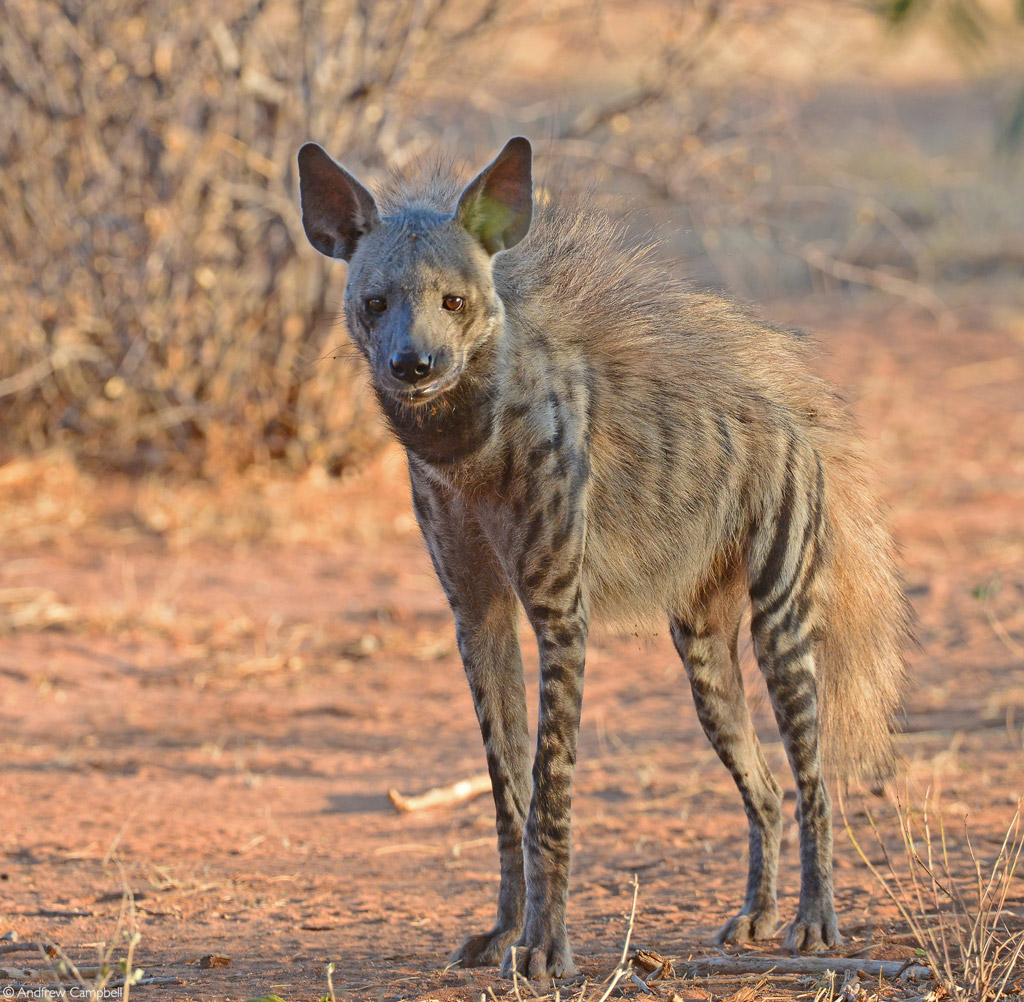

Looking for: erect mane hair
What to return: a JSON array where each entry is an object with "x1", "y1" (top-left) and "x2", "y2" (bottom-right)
[{"x1": 373, "y1": 152, "x2": 465, "y2": 216}]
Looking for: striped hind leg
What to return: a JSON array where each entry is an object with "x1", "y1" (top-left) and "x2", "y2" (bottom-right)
[
  {"x1": 749, "y1": 442, "x2": 840, "y2": 951},
  {"x1": 670, "y1": 579, "x2": 783, "y2": 945}
]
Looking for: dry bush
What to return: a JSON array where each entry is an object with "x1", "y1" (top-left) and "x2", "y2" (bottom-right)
[
  {"x1": 0, "y1": 0, "x2": 579, "y2": 475},
  {"x1": 848, "y1": 796, "x2": 1024, "y2": 1001},
  {"x1": 0, "y1": 0, "x2": 827, "y2": 478}
]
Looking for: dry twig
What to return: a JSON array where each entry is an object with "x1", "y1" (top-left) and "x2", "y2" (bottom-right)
[
  {"x1": 681, "y1": 955, "x2": 930, "y2": 981},
  {"x1": 388, "y1": 773, "x2": 491, "y2": 813}
]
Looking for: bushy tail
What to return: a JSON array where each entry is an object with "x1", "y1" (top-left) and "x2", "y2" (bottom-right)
[{"x1": 816, "y1": 439, "x2": 911, "y2": 785}]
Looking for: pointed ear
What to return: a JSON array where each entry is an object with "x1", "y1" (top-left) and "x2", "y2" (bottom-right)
[
  {"x1": 297, "y1": 143, "x2": 380, "y2": 260},
  {"x1": 455, "y1": 137, "x2": 533, "y2": 255}
]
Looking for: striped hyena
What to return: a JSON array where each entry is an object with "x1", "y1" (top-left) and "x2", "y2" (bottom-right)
[{"x1": 296, "y1": 137, "x2": 908, "y2": 980}]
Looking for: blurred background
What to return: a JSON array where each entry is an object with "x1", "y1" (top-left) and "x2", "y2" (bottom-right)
[
  {"x1": 2, "y1": 0, "x2": 1022, "y2": 480},
  {"x1": 2, "y1": 5, "x2": 1024, "y2": 999}
]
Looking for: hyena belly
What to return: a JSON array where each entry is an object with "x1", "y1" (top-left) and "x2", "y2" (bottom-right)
[{"x1": 577, "y1": 377, "x2": 755, "y2": 628}]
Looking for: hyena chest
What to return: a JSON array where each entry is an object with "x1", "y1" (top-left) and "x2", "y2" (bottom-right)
[
  {"x1": 412, "y1": 376, "x2": 736, "y2": 625},
  {"x1": 376, "y1": 377, "x2": 496, "y2": 467}
]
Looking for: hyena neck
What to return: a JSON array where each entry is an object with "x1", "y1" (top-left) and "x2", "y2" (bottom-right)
[{"x1": 375, "y1": 341, "x2": 500, "y2": 469}]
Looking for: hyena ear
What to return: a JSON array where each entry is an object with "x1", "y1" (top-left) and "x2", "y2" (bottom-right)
[
  {"x1": 455, "y1": 136, "x2": 533, "y2": 255},
  {"x1": 297, "y1": 143, "x2": 380, "y2": 260}
]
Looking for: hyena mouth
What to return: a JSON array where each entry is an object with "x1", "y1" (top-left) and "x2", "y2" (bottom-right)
[{"x1": 390, "y1": 366, "x2": 463, "y2": 404}]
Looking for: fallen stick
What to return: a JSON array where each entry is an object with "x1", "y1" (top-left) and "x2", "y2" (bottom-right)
[
  {"x1": 0, "y1": 968, "x2": 48, "y2": 980},
  {"x1": 681, "y1": 956, "x2": 930, "y2": 982},
  {"x1": 691, "y1": 973, "x2": 805, "y2": 984},
  {"x1": 0, "y1": 943, "x2": 48, "y2": 955},
  {"x1": 629, "y1": 971, "x2": 652, "y2": 994},
  {"x1": 0, "y1": 966, "x2": 115, "y2": 981},
  {"x1": 0, "y1": 967, "x2": 178, "y2": 987},
  {"x1": 388, "y1": 773, "x2": 491, "y2": 814},
  {"x1": 109, "y1": 975, "x2": 180, "y2": 987}
]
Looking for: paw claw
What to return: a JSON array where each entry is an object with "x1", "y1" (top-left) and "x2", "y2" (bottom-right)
[
  {"x1": 501, "y1": 939, "x2": 579, "y2": 981},
  {"x1": 449, "y1": 928, "x2": 518, "y2": 968},
  {"x1": 784, "y1": 912, "x2": 842, "y2": 953},
  {"x1": 716, "y1": 906, "x2": 779, "y2": 945}
]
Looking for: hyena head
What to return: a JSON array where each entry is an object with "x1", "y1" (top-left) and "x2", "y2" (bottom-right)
[{"x1": 297, "y1": 137, "x2": 533, "y2": 407}]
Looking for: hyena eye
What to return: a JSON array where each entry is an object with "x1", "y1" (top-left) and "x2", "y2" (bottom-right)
[
  {"x1": 442, "y1": 295, "x2": 465, "y2": 313},
  {"x1": 366, "y1": 297, "x2": 387, "y2": 314}
]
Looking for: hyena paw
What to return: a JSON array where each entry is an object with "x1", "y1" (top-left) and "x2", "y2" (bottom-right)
[
  {"x1": 715, "y1": 905, "x2": 779, "y2": 945},
  {"x1": 784, "y1": 905, "x2": 842, "y2": 952},
  {"x1": 448, "y1": 928, "x2": 519, "y2": 968},
  {"x1": 500, "y1": 936, "x2": 579, "y2": 982}
]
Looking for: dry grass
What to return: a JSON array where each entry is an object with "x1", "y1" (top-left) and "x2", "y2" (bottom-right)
[
  {"x1": 0, "y1": 444, "x2": 415, "y2": 555},
  {"x1": 0, "y1": 864, "x2": 155, "y2": 998},
  {"x1": 847, "y1": 795, "x2": 1024, "y2": 1001}
]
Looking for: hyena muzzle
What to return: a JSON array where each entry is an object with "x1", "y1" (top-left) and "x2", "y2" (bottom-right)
[{"x1": 296, "y1": 137, "x2": 908, "y2": 981}]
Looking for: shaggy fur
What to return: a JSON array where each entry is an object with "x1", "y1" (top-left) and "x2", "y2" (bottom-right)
[{"x1": 296, "y1": 137, "x2": 909, "y2": 980}]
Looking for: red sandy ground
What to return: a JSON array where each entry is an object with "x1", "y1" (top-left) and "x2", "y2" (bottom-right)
[{"x1": 1, "y1": 308, "x2": 1022, "y2": 1001}]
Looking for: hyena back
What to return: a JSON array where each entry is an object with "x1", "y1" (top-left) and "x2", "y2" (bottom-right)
[{"x1": 297, "y1": 137, "x2": 909, "y2": 980}]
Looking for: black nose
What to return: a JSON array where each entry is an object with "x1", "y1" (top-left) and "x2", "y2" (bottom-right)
[{"x1": 388, "y1": 349, "x2": 434, "y2": 384}]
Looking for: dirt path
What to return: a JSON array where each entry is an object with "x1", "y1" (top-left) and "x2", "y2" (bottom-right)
[{"x1": 1, "y1": 315, "x2": 1022, "y2": 1001}]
